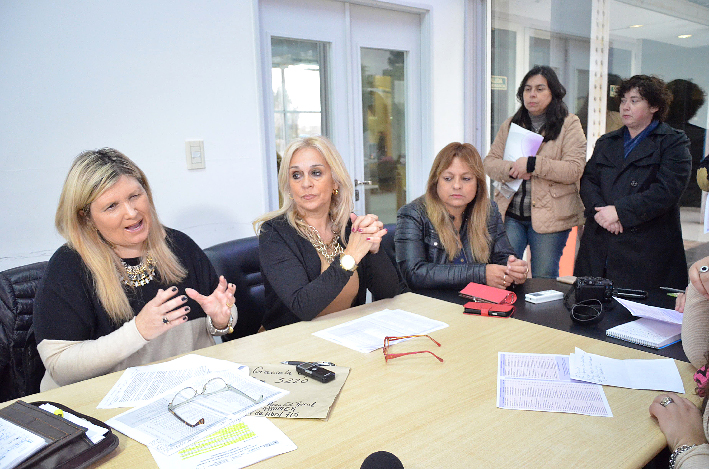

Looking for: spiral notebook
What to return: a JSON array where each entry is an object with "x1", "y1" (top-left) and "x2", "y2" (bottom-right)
[{"x1": 605, "y1": 318, "x2": 682, "y2": 349}]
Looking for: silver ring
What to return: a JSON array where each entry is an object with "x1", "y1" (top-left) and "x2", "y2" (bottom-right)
[
  {"x1": 660, "y1": 396, "x2": 674, "y2": 407},
  {"x1": 700, "y1": 266, "x2": 709, "y2": 274},
  {"x1": 162, "y1": 317, "x2": 170, "y2": 325}
]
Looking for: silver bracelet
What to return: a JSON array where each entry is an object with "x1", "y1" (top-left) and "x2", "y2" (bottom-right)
[
  {"x1": 207, "y1": 307, "x2": 235, "y2": 335},
  {"x1": 669, "y1": 444, "x2": 699, "y2": 469}
]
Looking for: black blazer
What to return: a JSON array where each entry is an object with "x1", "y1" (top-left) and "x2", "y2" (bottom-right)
[
  {"x1": 575, "y1": 122, "x2": 691, "y2": 290},
  {"x1": 259, "y1": 215, "x2": 405, "y2": 330}
]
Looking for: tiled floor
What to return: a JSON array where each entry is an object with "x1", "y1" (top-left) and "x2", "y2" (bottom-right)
[{"x1": 681, "y1": 206, "x2": 709, "y2": 248}]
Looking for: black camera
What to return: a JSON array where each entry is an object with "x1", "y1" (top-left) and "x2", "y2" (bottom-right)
[{"x1": 574, "y1": 277, "x2": 614, "y2": 303}]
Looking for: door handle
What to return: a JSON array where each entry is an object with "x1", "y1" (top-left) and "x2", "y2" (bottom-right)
[{"x1": 354, "y1": 179, "x2": 373, "y2": 186}]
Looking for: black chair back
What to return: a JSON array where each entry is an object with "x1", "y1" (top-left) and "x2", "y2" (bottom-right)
[
  {"x1": 0, "y1": 262, "x2": 47, "y2": 402},
  {"x1": 381, "y1": 223, "x2": 397, "y2": 267},
  {"x1": 204, "y1": 237, "x2": 265, "y2": 339}
]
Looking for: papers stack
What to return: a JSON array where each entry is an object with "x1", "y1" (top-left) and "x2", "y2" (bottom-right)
[
  {"x1": 103, "y1": 355, "x2": 297, "y2": 469},
  {"x1": 497, "y1": 348, "x2": 685, "y2": 417},
  {"x1": 312, "y1": 308, "x2": 448, "y2": 353},
  {"x1": 497, "y1": 352, "x2": 613, "y2": 417}
]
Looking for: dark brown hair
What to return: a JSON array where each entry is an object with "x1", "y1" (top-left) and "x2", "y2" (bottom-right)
[{"x1": 618, "y1": 75, "x2": 673, "y2": 122}]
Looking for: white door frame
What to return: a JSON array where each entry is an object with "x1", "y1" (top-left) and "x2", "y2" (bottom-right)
[{"x1": 258, "y1": 0, "x2": 431, "y2": 213}]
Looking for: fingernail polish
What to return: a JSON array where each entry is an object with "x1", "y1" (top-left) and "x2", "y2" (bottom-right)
[
  {"x1": 181, "y1": 296, "x2": 187, "y2": 302},
  {"x1": 366, "y1": 237, "x2": 372, "y2": 241},
  {"x1": 183, "y1": 316, "x2": 188, "y2": 321},
  {"x1": 184, "y1": 306, "x2": 190, "y2": 312},
  {"x1": 171, "y1": 286, "x2": 178, "y2": 292}
]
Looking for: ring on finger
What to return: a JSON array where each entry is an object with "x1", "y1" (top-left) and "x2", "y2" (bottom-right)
[
  {"x1": 700, "y1": 266, "x2": 709, "y2": 274},
  {"x1": 226, "y1": 301, "x2": 234, "y2": 308},
  {"x1": 659, "y1": 396, "x2": 674, "y2": 407},
  {"x1": 163, "y1": 317, "x2": 170, "y2": 325}
]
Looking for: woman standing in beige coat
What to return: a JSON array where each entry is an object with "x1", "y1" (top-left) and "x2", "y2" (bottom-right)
[{"x1": 483, "y1": 65, "x2": 587, "y2": 278}]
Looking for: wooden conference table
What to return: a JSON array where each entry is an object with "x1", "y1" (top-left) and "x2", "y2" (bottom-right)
[{"x1": 3, "y1": 293, "x2": 699, "y2": 468}]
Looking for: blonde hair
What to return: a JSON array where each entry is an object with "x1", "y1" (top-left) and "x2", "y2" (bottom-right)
[
  {"x1": 253, "y1": 136, "x2": 354, "y2": 241},
  {"x1": 55, "y1": 148, "x2": 187, "y2": 324},
  {"x1": 424, "y1": 142, "x2": 491, "y2": 262}
]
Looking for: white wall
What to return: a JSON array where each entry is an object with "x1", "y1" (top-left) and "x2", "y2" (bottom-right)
[
  {"x1": 0, "y1": 0, "x2": 267, "y2": 270},
  {"x1": 0, "y1": 0, "x2": 469, "y2": 271}
]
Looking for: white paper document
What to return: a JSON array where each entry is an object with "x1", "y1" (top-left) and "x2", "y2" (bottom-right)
[
  {"x1": 312, "y1": 308, "x2": 448, "y2": 353},
  {"x1": 497, "y1": 352, "x2": 612, "y2": 417},
  {"x1": 496, "y1": 123, "x2": 544, "y2": 197},
  {"x1": 98, "y1": 354, "x2": 249, "y2": 409},
  {"x1": 615, "y1": 297, "x2": 683, "y2": 325},
  {"x1": 0, "y1": 417, "x2": 47, "y2": 469},
  {"x1": 569, "y1": 347, "x2": 685, "y2": 393},
  {"x1": 149, "y1": 416, "x2": 296, "y2": 469},
  {"x1": 107, "y1": 370, "x2": 287, "y2": 456}
]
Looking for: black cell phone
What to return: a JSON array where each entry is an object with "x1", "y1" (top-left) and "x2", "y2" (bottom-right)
[{"x1": 295, "y1": 362, "x2": 336, "y2": 383}]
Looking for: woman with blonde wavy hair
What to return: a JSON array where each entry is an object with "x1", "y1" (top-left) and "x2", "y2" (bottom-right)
[
  {"x1": 255, "y1": 135, "x2": 404, "y2": 329},
  {"x1": 34, "y1": 148, "x2": 237, "y2": 390},
  {"x1": 395, "y1": 142, "x2": 527, "y2": 290}
]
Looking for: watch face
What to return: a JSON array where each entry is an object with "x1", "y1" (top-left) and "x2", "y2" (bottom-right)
[{"x1": 341, "y1": 254, "x2": 356, "y2": 271}]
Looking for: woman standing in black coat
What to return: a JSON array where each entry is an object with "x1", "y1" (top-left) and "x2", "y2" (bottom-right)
[{"x1": 574, "y1": 75, "x2": 692, "y2": 290}]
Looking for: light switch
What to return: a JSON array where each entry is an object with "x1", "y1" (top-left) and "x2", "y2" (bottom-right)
[{"x1": 185, "y1": 140, "x2": 205, "y2": 170}]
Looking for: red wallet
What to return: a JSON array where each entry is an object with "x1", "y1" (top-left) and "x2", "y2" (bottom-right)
[
  {"x1": 459, "y1": 282, "x2": 517, "y2": 304},
  {"x1": 463, "y1": 302, "x2": 515, "y2": 317}
]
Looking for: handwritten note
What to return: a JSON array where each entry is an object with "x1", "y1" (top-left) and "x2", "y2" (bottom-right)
[
  {"x1": 569, "y1": 348, "x2": 685, "y2": 393},
  {"x1": 0, "y1": 416, "x2": 47, "y2": 469},
  {"x1": 248, "y1": 364, "x2": 350, "y2": 420}
]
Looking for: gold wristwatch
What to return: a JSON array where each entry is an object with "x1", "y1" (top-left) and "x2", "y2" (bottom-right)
[{"x1": 339, "y1": 253, "x2": 357, "y2": 272}]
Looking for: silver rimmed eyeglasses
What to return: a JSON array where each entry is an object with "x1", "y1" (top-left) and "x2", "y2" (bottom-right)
[{"x1": 168, "y1": 377, "x2": 265, "y2": 427}]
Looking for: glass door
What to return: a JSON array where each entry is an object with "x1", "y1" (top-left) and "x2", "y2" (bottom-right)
[
  {"x1": 350, "y1": 4, "x2": 422, "y2": 224},
  {"x1": 261, "y1": 0, "x2": 423, "y2": 220},
  {"x1": 359, "y1": 48, "x2": 407, "y2": 223}
]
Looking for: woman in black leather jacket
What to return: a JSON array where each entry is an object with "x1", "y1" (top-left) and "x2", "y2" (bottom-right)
[{"x1": 395, "y1": 142, "x2": 528, "y2": 290}]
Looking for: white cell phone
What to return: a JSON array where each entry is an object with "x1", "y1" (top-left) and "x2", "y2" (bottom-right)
[{"x1": 525, "y1": 290, "x2": 564, "y2": 304}]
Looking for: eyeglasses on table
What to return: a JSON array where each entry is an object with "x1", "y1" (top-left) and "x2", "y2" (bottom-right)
[
  {"x1": 168, "y1": 377, "x2": 264, "y2": 427},
  {"x1": 383, "y1": 334, "x2": 443, "y2": 363}
]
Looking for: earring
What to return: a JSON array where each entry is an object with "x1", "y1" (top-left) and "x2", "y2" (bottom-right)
[{"x1": 333, "y1": 188, "x2": 339, "y2": 196}]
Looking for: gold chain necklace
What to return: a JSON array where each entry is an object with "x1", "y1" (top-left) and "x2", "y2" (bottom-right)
[
  {"x1": 120, "y1": 254, "x2": 156, "y2": 287},
  {"x1": 303, "y1": 223, "x2": 343, "y2": 264}
]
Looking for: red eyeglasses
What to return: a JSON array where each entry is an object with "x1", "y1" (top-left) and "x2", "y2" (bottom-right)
[{"x1": 383, "y1": 335, "x2": 443, "y2": 363}]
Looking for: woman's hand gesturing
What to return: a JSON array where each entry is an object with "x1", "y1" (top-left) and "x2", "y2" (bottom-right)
[
  {"x1": 186, "y1": 276, "x2": 237, "y2": 330},
  {"x1": 135, "y1": 286, "x2": 192, "y2": 340}
]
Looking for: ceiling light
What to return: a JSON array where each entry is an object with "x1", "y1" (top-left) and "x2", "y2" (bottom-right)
[
  {"x1": 629, "y1": 24, "x2": 643, "y2": 28},
  {"x1": 678, "y1": 34, "x2": 692, "y2": 39}
]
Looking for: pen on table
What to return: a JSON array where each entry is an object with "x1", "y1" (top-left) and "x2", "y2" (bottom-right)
[
  {"x1": 282, "y1": 361, "x2": 336, "y2": 366},
  {"x1": 660, "y1": 287, "x2": 685, "y2": 293}
]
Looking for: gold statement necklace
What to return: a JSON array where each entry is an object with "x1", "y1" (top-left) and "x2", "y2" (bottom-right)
[
  {"x1": 303, "y1": 221, "x2": 343, "y2": 264},
  {"x1": 120, "y1": 254, "x2": 156, "y2": 287}
]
